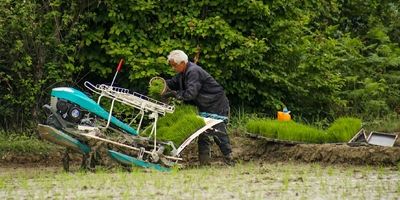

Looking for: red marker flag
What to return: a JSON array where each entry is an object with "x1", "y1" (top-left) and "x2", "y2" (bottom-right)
[
  {"x1": 111, "y1": 58, "x2": 124, "y2": 87},
  {"x1": 117, "y1": 59, "x2": 124, "y2": 72}
]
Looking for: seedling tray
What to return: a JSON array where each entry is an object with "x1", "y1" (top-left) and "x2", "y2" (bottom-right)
[
  {"x1": 367, "y1": 131, "x2": 398, "y2": 147},
  {"x1": 245, "y1": 132, "x2": 305, "y2": 145}
]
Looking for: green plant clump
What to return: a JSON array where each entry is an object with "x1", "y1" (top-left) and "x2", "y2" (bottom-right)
[
  {"x1": 145, "y1": 105, "x2": 206, "y2": 146},
  {"x1": 148, "y1": 78, "x2": 165, "y2": 100},
  {"x1": 326, "y1": 117, "x2": 362, "y2": 142}
]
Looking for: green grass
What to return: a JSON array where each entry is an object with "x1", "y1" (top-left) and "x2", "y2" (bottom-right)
[
  {"x1": 246, "y1": 117, "x2": 362, "y2": 143},
  {"x1": 145, "y1": 105, "x2": 206, "y2": 146},
  {"x1": 0, "y1": 132, "x2": 55, "y2": 155}
]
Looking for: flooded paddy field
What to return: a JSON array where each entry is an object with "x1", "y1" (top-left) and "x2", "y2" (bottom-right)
[
  {"x1": 1, "y1": 135, "x2": 400, "y2": 199},
  {"x1": 1, "y1": 161, "x2": 399, "y2": 199}
]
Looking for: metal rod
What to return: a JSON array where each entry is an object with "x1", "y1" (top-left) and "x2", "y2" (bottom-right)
[
  {"x1": 153, "y1": 113, "x2": 158, "y2": 152},
  {"x1": 106, "y1": 98, "x2": 116, "y2": 128},
  {"x1": 77, "y1": 132, "x2": 182, "y2": 161},
  {"x1": 110, "y1": 71, "x2": 119, "y2": 87},
  {"x1": 136, "y1": 110, "x2": 145, "y2": 134}
]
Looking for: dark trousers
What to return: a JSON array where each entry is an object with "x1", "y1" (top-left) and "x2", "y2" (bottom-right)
[{"x1": 198, "y1": 122, "x2": 232, "y2": 156}]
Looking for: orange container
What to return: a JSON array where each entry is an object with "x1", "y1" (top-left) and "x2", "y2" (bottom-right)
[{"x1": 277, "y1": 111, "x2": 291, "y2": 121}]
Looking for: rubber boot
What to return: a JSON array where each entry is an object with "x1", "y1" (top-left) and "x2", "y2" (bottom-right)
[
  {"x1": 199, "y1": 153, "x2": 210, "y2": 166},
  {"x1": 223, "y1": 153, "x2": 235, "y2": 166}
]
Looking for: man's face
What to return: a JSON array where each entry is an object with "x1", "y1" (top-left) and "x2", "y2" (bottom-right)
[{"x1": 169, "y1": 60, "x2": 186, "y2": 73}]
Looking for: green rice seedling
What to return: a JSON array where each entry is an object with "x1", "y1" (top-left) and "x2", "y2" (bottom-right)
[
  {"x1": 246, "y1": 119, "x2": 327, "y2": 143},
  {"x1": 282, "y1": 172, "x2": 290, "y2": 191},
  {"x1": 327, "y1": 166, "x2": 334, "y2": 176},
  {"x1": 148, "y1": 78, "x2": 165, "y2": 100},
  {"x1": 246, "y1": 117, "x2": 362, "y2": 143},
  {"x1": 144, "y1": 105, "x2": 206, "y2": 147},
  {"x1": 326, "y1": 117, "x2": 362, "y2": 142},
  {"x1": 274, "y1": 121, "x2": 294, "y2": 141},
  {"x1": 0, "y1": 178, "x2": 5, "y2": 189},
  {"x1": 20, "y1": 178, "x2": 29, "y2": 190},
  {"x1": 274, "y1": 121, "x2": 327, "y2": 143},
  {"x1": 320, "y1": 177, "x2": 327, "y2": 191},
  {"x1": 246, "y1": 119, "x2": 277, "y2": 138},
  {"x1": 308, "y1": 127, "x2": 329, "y2": 143},
  {"x1": 377, "y1": 165, "x2": 385, "y2": 179}
]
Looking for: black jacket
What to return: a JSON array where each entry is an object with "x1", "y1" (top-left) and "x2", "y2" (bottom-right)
[{"x1": 166, "y1": 62, "x2": 229, "y2": 116}]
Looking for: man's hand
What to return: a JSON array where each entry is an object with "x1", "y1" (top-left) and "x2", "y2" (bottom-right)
[
  {"x1": 161, "y1": 90, "x2": 182, "y2": 103},
  {"x1": 162, "y1": 90, "x2": 178, "y2": 98},
  {"x1": 160, "y1": 90, "x2": 183, "y2": 103}
]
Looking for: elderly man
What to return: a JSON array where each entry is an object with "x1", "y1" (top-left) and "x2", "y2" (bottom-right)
[{"x1": 165, "y1": 50, "x2": 234, "y2": 166}]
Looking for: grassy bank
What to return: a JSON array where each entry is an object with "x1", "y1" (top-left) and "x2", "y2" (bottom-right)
[{"x1": 0, "y1": 132, "x2": 55, "y2": 155}]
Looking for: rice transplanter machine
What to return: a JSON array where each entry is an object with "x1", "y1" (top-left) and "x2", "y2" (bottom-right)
[{"x1": 37, "y1": 59, "x2": 225, "y2": 172}]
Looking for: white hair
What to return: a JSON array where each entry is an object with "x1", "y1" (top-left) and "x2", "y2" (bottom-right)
[{"x1": 167, "y1": 50, "x2": 188, "y2": 64}]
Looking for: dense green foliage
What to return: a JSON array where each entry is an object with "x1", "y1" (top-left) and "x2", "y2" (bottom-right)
[
  {"x1": 145, "y1": 105, "x2": 205, "y2": 146},
  {"x1": 1, "y1": 0, "x2": 400, "y2": 131},
  {"x1": 0, "y1": 0, "x2": 95, "y2": 130},
  {"x1": 246, "y1": 117, "x2": 361, "y2": 143}
]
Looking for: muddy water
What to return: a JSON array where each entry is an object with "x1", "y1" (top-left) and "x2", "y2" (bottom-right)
[{"x1": 0, "y1": 162, "x2": 399, "y2": 199}]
